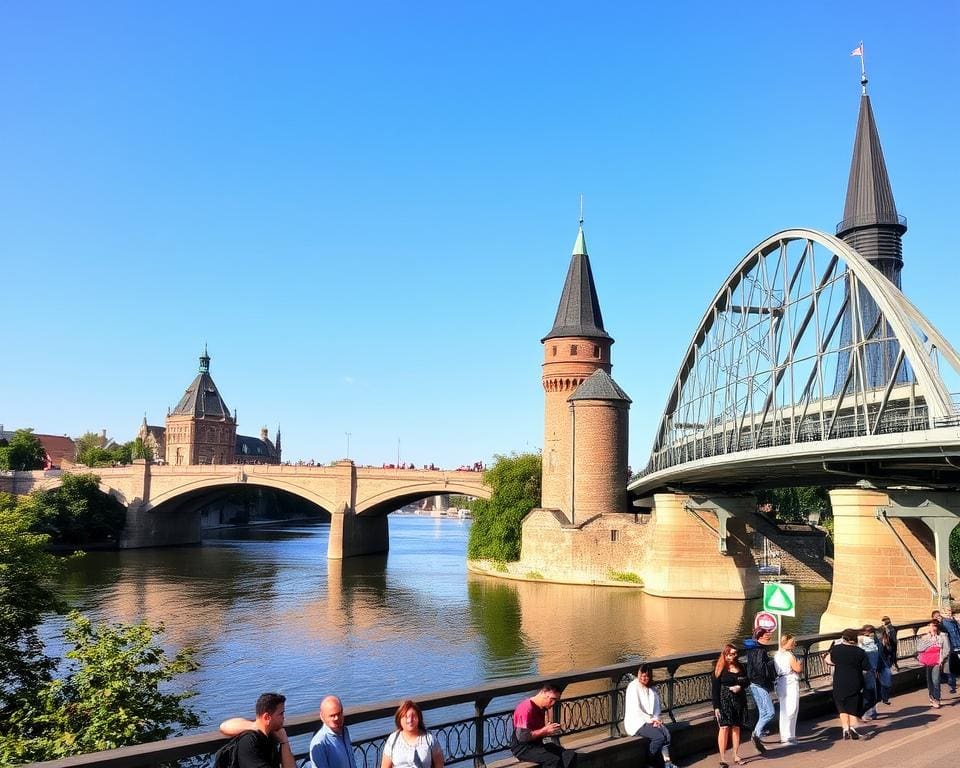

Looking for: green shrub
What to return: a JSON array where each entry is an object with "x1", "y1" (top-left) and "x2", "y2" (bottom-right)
[
  {"x1": 608, "y1": 570, "x2": 643, "y2": 584},
  {"x1": 467, "y1": 452, "x2": 541, "y2": 562}
]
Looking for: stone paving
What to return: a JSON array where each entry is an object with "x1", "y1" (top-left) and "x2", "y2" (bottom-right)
[{"x1": 679, "y1": 684, "x2": 960, "y2": 768}]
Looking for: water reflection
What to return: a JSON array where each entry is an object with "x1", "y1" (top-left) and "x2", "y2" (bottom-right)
[{"x1": 40, "y1": 517, "x2": 831, "y2": 730}]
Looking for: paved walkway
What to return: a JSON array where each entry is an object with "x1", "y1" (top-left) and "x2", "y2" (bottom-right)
[{"x1": 680, "y1": 685, "x2": 959, "y2": 768}]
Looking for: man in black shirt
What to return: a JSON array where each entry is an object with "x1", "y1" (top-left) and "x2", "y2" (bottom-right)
[{"x1": 230, "y1": 692, "x2": 295, "y2": 768}]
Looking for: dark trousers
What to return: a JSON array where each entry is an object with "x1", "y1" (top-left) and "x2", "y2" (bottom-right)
[
  {"x1": 511, "y1": 741, "x2": 577, "y2": 768},
  {"x1": 632, "y1": 724, "x2": 667, "y2": 767}
]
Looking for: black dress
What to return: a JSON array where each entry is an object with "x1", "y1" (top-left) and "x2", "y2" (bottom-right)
[
  {"x1": 830, "y1": 642, "x2": 868, "y2": 715},
  {"x1": 712, "y1": 667, "x2": 749, "y2": 727}
]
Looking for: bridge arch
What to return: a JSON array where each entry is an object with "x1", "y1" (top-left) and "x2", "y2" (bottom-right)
[
  {"x1": 355, "y1": 480, "x2": 492, "y2": 516},
  {"x1": 143, "y1": 476, "x2": 338, "y2": 516},
  {"x1": 636, "y1": 228, "x2": 960, "y2": 489}
]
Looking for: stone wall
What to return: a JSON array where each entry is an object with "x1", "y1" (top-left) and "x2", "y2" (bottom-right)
[{"x1": 513, "y1": 507, "x2": 651, "y2": 584}]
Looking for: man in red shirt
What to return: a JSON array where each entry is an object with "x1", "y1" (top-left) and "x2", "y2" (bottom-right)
[{"x1": 510, "y1": 685, "x2": 577, "y2": 767}]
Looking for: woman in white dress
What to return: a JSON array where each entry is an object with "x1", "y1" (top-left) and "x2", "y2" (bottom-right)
[
  {"x1": 381, "y1": 699, "x2": 444, "y2": 768},
  {"x1": 774, "y1": 634, "x2": 803, "y2": 744}
]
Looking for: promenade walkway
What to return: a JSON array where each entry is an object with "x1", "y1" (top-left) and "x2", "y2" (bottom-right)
[{"x1": 680, "y1": 685, "x2": 959, "y2": 768}]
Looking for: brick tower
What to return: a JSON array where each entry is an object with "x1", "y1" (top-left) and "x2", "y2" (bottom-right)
[
  {"x1": 164, "y1": 348, "x2": 237, "y2": 465},
  {"x1": 540, "y1": 222, "x2": 630, "y2": 521}
]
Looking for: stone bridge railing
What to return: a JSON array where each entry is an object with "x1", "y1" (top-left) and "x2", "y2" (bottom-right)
[{"x1": 30, "y1": 621, "x2": 929, "y2": 768}]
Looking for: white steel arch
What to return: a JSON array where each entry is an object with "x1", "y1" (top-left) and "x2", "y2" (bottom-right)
[{"x1": 644, "y1": 228, "x2": 960, "y2": 477}]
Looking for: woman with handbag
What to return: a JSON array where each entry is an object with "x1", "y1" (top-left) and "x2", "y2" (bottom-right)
[{"x1": 916, "y1": 620, "x2": 949, "y2": 708}]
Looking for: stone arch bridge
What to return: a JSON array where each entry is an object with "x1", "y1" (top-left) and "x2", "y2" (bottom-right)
[{"x1": 1, "y1": 460, "x2": 491, "y2": 558}]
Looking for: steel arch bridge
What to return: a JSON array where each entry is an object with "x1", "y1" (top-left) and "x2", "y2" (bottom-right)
[{"x1": 629, "y1": 228, "x2": 960, "y2": 497}]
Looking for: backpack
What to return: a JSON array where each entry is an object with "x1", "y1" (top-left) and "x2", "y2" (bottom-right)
[
  {"x1": 748, "y1": 646, "x2": 777, "y2": 686},
  {"x1": 213, "y1": 734, "x2": 246, "y2": 768}
]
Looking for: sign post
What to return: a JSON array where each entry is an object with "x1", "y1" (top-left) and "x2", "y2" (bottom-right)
[{"x1": 762, "y1": 582, "x2": 796, "y2": 643}]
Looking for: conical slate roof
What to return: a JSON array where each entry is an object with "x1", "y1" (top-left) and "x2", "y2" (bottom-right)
[
  {"x1": 542, "y1": 226, "x2": 611, "y2": 342},
  {"x1": 171, "y1": 351, "x2": 232, "y2": 420},
  {"x1": 837, "y1": 94, "x2": 906, "y2": 236},
  {"x1": 567, "y1": 369, "x2": 631, "y2": 403}
]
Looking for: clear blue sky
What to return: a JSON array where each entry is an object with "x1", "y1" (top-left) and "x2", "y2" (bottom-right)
[{"x1": 2, "y1": 2, "x2": 957, "y2": 470}]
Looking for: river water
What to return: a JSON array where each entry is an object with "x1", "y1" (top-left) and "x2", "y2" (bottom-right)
[{"x1": 42, "y1": 516, "x2": 830, "y2": 730}]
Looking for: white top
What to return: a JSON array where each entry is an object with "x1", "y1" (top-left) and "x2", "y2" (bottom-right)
[
  {"x1": 774, "y1": 650, "x2": 798, "y2": 683},
  {"x1": 623, "y1": 678, "x2": 662, "y2": 736},
  {"x1": 384, "y1": 730, "x2": 438, "y2": 768}
]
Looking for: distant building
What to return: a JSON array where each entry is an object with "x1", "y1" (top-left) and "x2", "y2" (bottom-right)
[
  {"x1": 0, "y1": 426, "x2": 76, "y2": 469},
  {"x1": 141, "y1": 349, "x2": 281, "y2": 466}
]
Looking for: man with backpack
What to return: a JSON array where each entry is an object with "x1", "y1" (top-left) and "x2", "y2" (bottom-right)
[
  {"x1": 217, "y1": 692, "x2": 295, "y2": 768},
  {"x1": 745, "y1": 628, "x2": 777, "y2": 756}
]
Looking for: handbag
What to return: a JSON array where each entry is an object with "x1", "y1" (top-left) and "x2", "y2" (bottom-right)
[{"x1": 918, "y1": 643, "x2": 940, "y2": 667}]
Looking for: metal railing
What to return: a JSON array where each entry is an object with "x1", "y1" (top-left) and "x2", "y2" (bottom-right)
[
  {"x1": 835, "y1": 212, "x2": 908, "y2": 233},
  {"x1": 30, "y1": 622, "x2": 930, "y2": 768},
  {"x1": 641, "y1": 402, "x2": 934, "y2": 477}
]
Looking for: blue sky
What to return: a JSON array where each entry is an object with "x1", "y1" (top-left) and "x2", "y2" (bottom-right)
[{"x1": 1, "y1": 2, "x2": 957, "y2": 470}]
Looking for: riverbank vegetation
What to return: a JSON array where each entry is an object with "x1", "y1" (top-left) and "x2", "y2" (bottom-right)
[
  {"x1": 0, "y1": 473, "x2": 126, "y2": 546},
  {"x1": 467, "y1": 452, "x2": 541, "y2": 562},
  {"x1": 0, "y1": 502, "x2": 199, "y2": 762}
]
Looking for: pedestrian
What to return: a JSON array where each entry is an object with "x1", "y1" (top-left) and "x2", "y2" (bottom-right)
[
  {"x1": 880, "y1": 616, "x2": 898, "y2": 670},
  {"x1": 774, "y1": 634, "x2": 802, "y2": 745},
  {"x1": 933, "y1": 606, "x2": 960, "y2": 694},
  {"x1": 623, "y1": 664, "x2": 677, "y2": 768},
  {"x1": 828, "y1": 628, "x2": 868, "y2": 740},
  {"x1": 877, "y1": 624, "x2": 896, "y2": 705},
  {"x1": 917, "y1": 619, "x2": 949, "y2": 708},
  {"x1": 510, "y1": 685, "x2": 576, "y2": 768},
  {"x1": 219, "y1": 692, "x2": 296, "y2": 768},
  {"x1": 745, "y1": 628, "x2": 776, "y2": 755},
  {"x1": 712, "y1": 644, "x2": 748, "y2": 767},
  {"x1": 381, "y1": 699, "x2": 443, "y2": 768},
  {"x1": 857, "y1": 625, "x2": 881, "y2": 719},
  {"x1": 309, "y1": 696, "x2": 354, "y2": 768}
]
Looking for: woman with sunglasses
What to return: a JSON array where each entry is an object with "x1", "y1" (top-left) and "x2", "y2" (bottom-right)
[{"x1": 712, "y1": 644, "x2": 749, "y2": 767}]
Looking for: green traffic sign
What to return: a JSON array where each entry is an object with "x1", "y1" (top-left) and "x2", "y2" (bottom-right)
[{"x1": 763, "y1": 582, "x2": 796, "y2": 617}]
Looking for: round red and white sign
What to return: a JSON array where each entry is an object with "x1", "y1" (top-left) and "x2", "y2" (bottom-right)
[{"x1": 754, "y1": 611, "x2": 778, "y2": 632}]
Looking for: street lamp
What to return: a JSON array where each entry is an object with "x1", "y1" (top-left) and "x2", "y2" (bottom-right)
[{"x1": 345, "y1": 432, "x2": 351, "y2": 460}]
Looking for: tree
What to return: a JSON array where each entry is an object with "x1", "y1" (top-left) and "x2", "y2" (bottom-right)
[
  {"x1": 756, "y1": 487, "x2": 829, "y2": 524},
  {"x1": 467, "y1": 452, "x2": 541, "y2": 562},
  {"x1": 0, "y1": 503, "x2": 200, "y2": 763},
  {"x1": 0, "y1": 505, "x2": 63, "y2": 715},
  {"x1": 31, "y1": 473, "x2": 126, "y2": 545},
  {"x1": 0, "y1": 612, "x2": 201, "y2": 763},
  {"x1": 74, "y1": 432, "x2": 132, "y2": 467},
  {"x1": 0, "y1": 429, "x2": 46, "y2": 471},
  {"x1": 130, "y1": 437, "x2": 153, "y2": 461}
]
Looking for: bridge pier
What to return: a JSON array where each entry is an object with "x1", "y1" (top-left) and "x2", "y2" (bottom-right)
[
  {"x1": 820, "y1": 488, "x2": 960, "y2": 631},
  {"x1": 327, "y1": 510, "x2": 389, "y2": 559},
  {"x1": 642, "y1": 493, "x2": 761, "y2": 599}
]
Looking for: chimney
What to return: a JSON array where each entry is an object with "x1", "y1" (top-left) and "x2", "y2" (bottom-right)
[{"x1": 100, "y1": 428, "x2": 107, "y2": 447}]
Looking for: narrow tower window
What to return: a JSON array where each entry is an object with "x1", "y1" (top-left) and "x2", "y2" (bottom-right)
[
  {"x1": 570, "y1": 344, "x2": 578, "y2": 355},
  {"x1": 594, "y1": 345, "x2": 601, "y2": 358},
  {"x1": 552, "y1": 345, "x2": 557, "y2": 356}
]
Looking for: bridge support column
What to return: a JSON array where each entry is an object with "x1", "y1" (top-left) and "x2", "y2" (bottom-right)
[
  {"x1": 642, "y1": 493, "x2": 760, "y2": 599},
  {"x1": 820, "y1": 489, "x2": 960, "y2": 632},
  {"x1": 327, "y1": 510, "x2": 389, "y2": 559}
]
